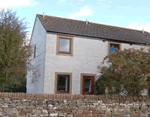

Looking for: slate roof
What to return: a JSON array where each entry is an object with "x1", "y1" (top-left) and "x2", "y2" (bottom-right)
[{"x1": 37, "y1": 14, "x2": 150, "y2": 44}]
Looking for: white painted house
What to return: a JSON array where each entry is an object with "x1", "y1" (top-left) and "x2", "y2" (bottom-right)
[{"x1": 27, "y1": 14, "x2": 150, "y2": 95}]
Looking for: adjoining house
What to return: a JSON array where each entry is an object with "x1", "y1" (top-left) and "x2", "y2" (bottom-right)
[{"x1": 27, "y1": 14, "x2": 150, "y2": 95}]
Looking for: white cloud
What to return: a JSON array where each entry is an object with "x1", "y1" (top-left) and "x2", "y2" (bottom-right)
[
  {"x1": 97, "y1": 0, "x2": 112, "y2": 3},
  {"x1": 58, "y1": 0, "x2": 85, "y2": 4},
  {"x1": 58, "y1": 0, "x2": 66, "y2": 3},
  {"x1": 0, "y1": 0, "x2": 39, "y2": 8},
  {"x1": 127, "y1": 22, "x2": 150, "y2": 33},
  {"x1": 97, "y1": 0, "x2": 107, "y2": 1},
  {"x1": 68, "y1": 6, "x2": 92, "y2": 19},
  {"x1": 25, "y1": 32, "x2": 31, "y2": 45},
  {"x1": 78, "y1": 0, "x2": 85, "y2": 1}
]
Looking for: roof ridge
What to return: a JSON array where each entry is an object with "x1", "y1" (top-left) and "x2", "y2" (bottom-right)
[
  {"x1": 37, "y1": 14, "x2": 90, "y2": 23},
  {"x1": 37, "y1": 14, "x2": 150, "y2": 34}
]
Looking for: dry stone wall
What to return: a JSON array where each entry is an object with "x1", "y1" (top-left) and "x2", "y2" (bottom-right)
[{"x1": 0, "y1": 93, "x2": 150, "y2": 117}]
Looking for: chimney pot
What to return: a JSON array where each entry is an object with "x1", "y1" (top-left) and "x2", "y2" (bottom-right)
[{"x1": 86, "y1": 20, "x2": 89, "y2": 25}]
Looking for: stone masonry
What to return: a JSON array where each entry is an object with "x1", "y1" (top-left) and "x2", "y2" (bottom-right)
[{"x1": 0, "y1": 93, "x2": 150, "y2": 117}]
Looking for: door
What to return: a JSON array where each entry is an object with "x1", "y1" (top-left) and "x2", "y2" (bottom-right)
[{"x1": 82, "y1": 76, "x2": 95, "y2": 95}]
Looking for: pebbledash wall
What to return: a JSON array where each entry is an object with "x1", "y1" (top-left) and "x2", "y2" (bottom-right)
[
  {"x1": 27, "y1": 16, "x2": 148, "y2": 95},
  {"x1": 0, "y1": 93, "x2": 150, "y2": 117},
  {"x1": 44, "y1": 33, "x2": 143, "y2": 94},
  {"x1": 27, "y1": 17, "x2": 46, "y2": 93}
]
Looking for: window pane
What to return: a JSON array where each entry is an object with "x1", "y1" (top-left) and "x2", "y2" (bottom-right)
[
  {"x1": 59, "y1": 38, "x2": 70, "y2": 53},
  {"x1": 84, "y1": 79, "x2": 92, "y2": 93},
  {"x1": 57, "y1": 75, "x2": 70, "y2": 93},
  {"x1": 34, "y1": 45, "x2": 36, "y2": 58},
  {"x1": 110, "y1": 44, "x2": 119, "y2": 53}
]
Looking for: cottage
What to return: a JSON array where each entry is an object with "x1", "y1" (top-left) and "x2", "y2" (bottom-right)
[{"x1": 27, "y1": 14, "x2": 150, "y2": 95}]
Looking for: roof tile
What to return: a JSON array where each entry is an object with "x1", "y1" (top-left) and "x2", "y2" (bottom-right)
[{"x1": 38, "y1": 14, "x2": 150, "y2": 44}]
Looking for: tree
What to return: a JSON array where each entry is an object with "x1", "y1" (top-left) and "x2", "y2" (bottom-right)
[
  {"x1": 96, "y1": 48, "x2": 150, "y2": 96},
  {"x1": 0, "y1": 9, "x2": 32, "y2": 92}
]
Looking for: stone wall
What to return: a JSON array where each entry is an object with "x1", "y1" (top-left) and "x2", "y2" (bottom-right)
[{"x1": 0, "y1": 93, "x2": 150, "y2": 117}]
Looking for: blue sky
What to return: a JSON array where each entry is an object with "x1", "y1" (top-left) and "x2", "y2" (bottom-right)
[{"x1": 1, "y1": 0, "x2": 150, "y2": 36}]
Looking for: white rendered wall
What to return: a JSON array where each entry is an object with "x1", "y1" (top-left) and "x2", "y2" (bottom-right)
[
  {"x1": 27, "y1": 17, "x2": 46, "y2": 93},
  {"x1": 44, "y1": 33, "x2": 144, "y2": 94}
]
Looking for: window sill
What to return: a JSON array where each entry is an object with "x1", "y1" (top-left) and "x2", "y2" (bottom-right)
[
  {"x1": 56, "y1": 52, "x2": 73, "y2": 56},
  {"x1": 56, "y1": 91, "x2": 70, "y2": 94}
]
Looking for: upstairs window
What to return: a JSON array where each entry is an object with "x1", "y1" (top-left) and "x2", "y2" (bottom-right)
[
  {"x1": 57, "y1": 35, "x2": 73, "y2": 56},
  {"x1": 109, "y1": 42, "x2": 120, "y2": 54},
  {"x1": 59, "y1": 38, "x2": 71, "y2": 53}
]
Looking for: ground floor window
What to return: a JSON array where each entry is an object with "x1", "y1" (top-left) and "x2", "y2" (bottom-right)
[
  {"x1": 81, "y1": 74, "x2": 96, "y2": 95},
  {"x1": 55, "y1": 72, "x2": 72, "y2": 94}
]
